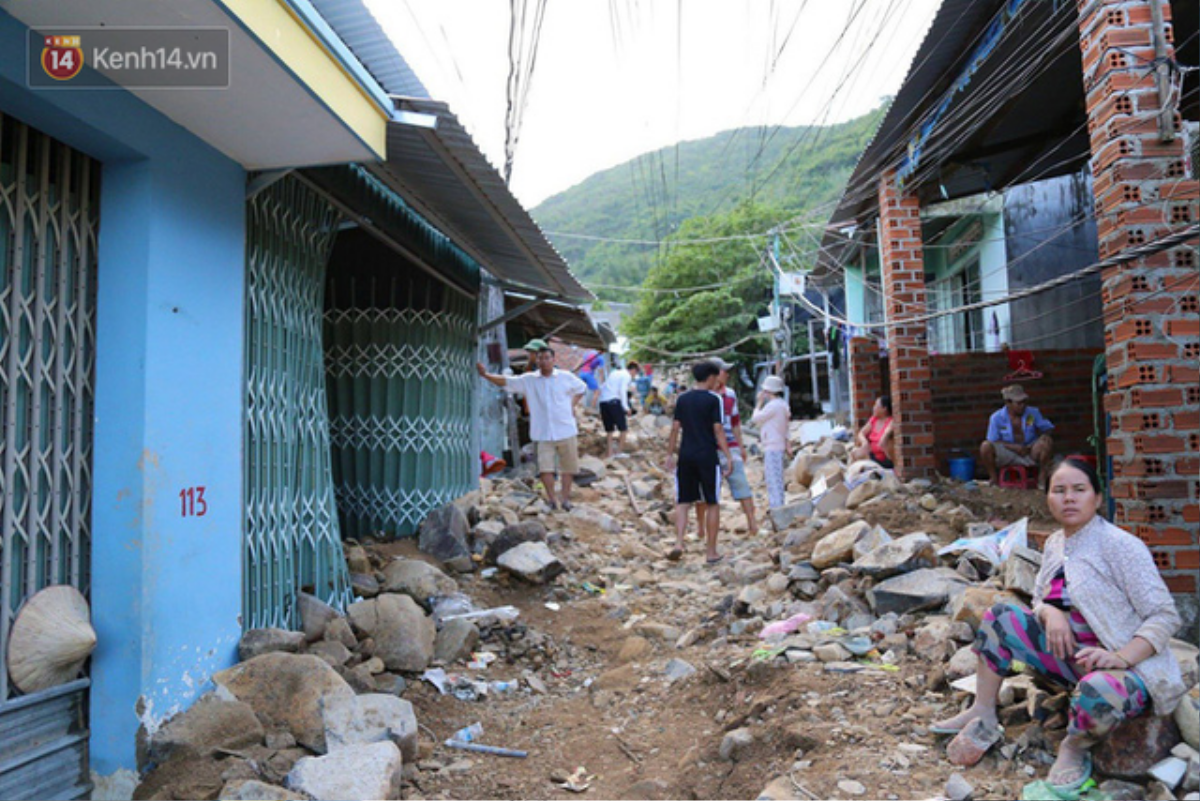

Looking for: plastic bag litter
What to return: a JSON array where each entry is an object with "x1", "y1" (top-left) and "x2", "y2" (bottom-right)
[
  {"x1": 441, "y1": 605, "x2": 520, "y2": 627},
  {"x1": 1020, "y1": 779, "x2": 1106, "y2": 801},
  {"x1": 759, "y1": 613, "x2": 812, "y2": 641},
  {"x1": 938, "y1": 517, "x2": 1028, "y2": 565},
  {"x1": 430, "y1": 593, "x2": 476, "y2": 625}
]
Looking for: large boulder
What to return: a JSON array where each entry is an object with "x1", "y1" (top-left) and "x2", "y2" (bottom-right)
[
  {"x1": 286, "y1": 741, "x2": 403, "y2": 801},
  {"x1": 1094, "y1": 714, "x2": 1181, "y2": 779},
  {"x1": 298, "y1": 593, "x2": 340, "y2": 644},
  {"x1": 212, "y1": 653, "x2": 354, "y2": 753},
  {"x1": 852, "y1": 532, "x2": 936, "y2": 578},
  {"x1": 867, "y1": 568, "x2": 969, "y2": 616},
  {"x1": 381, "y1": 559, "x2": 456, "y2": 606},
  {"x1": 322, "y1": 693, "x2": 419, "y2": 763},
  {"x1": 238, "y1": 628, "x2": 306, "y2": 662},
  {"x1": 811, "y1": 521, "x2": 871, "y2": 569},
  {"x1": 348, "y1": 594, "x2": 435, "y2": 672},
  {"x1": 149, "y1": 695, "x2": 264, "y2": 763},
  {"x1": 417, "y1": 503, "x2": 473, "y2": 572}
]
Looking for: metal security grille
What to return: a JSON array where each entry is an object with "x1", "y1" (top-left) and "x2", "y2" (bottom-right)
[
  {"x1": 325, "y1": 263, "x2": 475, "y2": 539},
  {"x1": 0, "y1": 114, "x2": 98, "y2": 799},
  {"x1": 244, "y1": 177, "x2": 350, "y2": 630}
]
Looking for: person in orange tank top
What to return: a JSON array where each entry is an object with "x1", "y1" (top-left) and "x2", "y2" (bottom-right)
[{"x1": 850, "y1": 395, "x2": 894, "y2": 468}]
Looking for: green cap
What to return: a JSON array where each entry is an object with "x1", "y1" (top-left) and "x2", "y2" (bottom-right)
[{"x1": 523, "y1": 338, "x2": 551, "y2": 352}]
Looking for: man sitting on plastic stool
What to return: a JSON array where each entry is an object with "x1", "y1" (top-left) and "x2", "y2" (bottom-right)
[{"x1": 980, "y1": 384, "x2": 1055, "y2": 490}]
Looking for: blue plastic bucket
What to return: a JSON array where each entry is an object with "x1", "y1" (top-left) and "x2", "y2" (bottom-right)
[{"x1": 948, "y1": 456, "x2": 976, "y2": 481}]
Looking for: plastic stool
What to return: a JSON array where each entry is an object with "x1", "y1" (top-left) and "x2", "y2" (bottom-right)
[{"x1": 998, "y1": 465, "x2": 1038, "y2": 489}]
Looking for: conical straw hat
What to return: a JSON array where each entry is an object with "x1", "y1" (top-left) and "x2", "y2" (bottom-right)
[{"x1": 7, "y1": 585, "x2": 96, "y2": 694}]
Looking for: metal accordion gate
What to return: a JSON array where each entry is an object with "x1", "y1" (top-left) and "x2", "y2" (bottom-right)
[
  {"x1": 324, "y1": 250, "x2": 476, "y2": 540},
  {"x1": 243, "y1": 177, "x2": 351, "y2": 630},
  {"x1": 0, "y1": 114, "x2": 98, "y2": 799}
]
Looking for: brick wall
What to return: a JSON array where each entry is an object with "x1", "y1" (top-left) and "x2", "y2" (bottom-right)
[
  {"x1": 878, "y1": 170, "x2": 937, "y2": 479},
  {"x1": 1078, "y1": 0, "x2": 1199, "y2": 594},
  {"x1": 930, "y1": 348, "x2": 1103, "y2": 471},
  {"x1": 849, "y1": 336, "x2": 888, "y2": 428}
]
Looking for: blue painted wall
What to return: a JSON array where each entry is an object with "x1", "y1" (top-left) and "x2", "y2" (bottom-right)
[{"x1": 1, "y1": 9, "x2": 246, "y2": 775}]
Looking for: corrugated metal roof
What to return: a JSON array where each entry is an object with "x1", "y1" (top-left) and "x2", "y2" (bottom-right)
[
  {"x1": 816, "y1": 0, "x2": 1092, "y2": 279},
  {"x1": 306, "y1": 0, "x2": 430, "y2": 99},
  {"x1": 372, "y1": 98, "x2": 593, "y2": 303},
  {"x1": 504, "y1": 295, "x2": 608, "y2": 350}
]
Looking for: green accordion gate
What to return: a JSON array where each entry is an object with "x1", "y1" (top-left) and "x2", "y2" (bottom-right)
[
  {"x1": 244, "y1": 177, "x2": 350, "y2": 630},
  {"x1": 324, "y1": 237, "x2": 476, "y2": 540}
]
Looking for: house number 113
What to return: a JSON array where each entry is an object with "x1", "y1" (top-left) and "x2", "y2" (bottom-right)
[{"x1": 180, "y1": 486, "x2": 208, "y2": 517}]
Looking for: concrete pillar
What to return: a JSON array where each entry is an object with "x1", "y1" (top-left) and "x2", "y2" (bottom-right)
[
  {"x1": 1078, "y1": 0, "x2": 1199, "y2": 597},
  {"x1": 878, "y1": 169, "x2": 937, "y2": 478}
]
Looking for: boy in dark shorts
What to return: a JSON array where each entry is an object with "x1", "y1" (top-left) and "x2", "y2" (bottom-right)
[{"x1": 663, "y1": 361, "x2": 733, "y2": 564}]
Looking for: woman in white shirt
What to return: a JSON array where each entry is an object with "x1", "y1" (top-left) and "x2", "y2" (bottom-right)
[
  {"x1": 750, "y1": 375, "x2": 791, "y2": 509},
  {"x1": 931, "y1": 457, "x2": 1185, "y2": 793}
]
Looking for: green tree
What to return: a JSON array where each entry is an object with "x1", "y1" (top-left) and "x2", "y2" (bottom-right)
[{"x1": 624, "y1": 201, "x2": 779, "y2": 363}]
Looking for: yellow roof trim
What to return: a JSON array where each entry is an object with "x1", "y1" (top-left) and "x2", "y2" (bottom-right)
[{"x1": 224, "y1": 0, "x2": 387, "y2": 158}]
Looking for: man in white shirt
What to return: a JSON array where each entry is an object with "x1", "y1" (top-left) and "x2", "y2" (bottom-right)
[
  {"x1": 598, "y1": 360, "x2": 640, "y2": 458},
  {"x1": 477, "y1": 339, "x2": 587, "y2": 510}
]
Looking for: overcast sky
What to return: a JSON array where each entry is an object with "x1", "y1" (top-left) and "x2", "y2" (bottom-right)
[{"x1": 366, "y1": 1, "x2": 942, "y2": 209}]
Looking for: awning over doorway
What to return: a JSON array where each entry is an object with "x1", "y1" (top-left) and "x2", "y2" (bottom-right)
[
  {"x1": 371, "y1": 99, "x2": 592, "y2": 304},
  {"x1": 500, "y1": 294, "x2": 612, "y2": 351}
]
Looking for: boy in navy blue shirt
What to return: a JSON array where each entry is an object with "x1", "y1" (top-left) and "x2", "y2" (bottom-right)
[{"x1": 664, "y1": 361, "x2": 733, "y2": 564}]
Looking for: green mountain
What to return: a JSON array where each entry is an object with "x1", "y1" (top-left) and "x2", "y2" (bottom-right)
[{"x1": 531, "y1": 104, "x2": 887, "y2": 299}]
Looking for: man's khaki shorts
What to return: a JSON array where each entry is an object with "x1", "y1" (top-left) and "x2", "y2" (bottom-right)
[
  {"x1": 994, "y1": 442, "x2": 1036, "y2": 468},
  {"x1": 536, "y1": 437, "x2": 579, "y2": 474}
]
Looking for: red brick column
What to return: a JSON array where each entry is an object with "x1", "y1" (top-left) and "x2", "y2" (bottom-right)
[
  {"x1": 1078, "y1": 0, "x2": 1199, "y2": 594},
  {"x1": 848, "y1": 336, "x2": 885, "y2": 428},
  {"x1": 878, "y1": 170, "x2": 937, "y2": 479}
]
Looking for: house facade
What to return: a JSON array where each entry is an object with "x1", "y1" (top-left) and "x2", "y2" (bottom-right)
[
  {"x1": 0, "y1": 0, "x2": 596, "y2": 795},
  {"x1": 816, "y1": 0, "x2": 1197, "y2": 623}
]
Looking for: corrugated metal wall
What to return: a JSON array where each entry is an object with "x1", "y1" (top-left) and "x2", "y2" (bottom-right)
[
  {"x1": 325, "y1": 230, "x2": 475, "y2": 539},
  {"x1": 0, "y1": 112, "x2": 97, "y2": 800},
  {"x1": 244, "y1": 176, "x2": 351, "y2": 629}
]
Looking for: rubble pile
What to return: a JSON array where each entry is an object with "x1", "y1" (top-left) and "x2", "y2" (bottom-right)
[{"x1": 135, "y1": 410, "x2": 1200, "y2": 801}]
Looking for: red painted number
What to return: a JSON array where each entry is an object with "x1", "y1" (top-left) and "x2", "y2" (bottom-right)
[{"x1": 179, "y1": 486, "x2": 208, "y2": 517}]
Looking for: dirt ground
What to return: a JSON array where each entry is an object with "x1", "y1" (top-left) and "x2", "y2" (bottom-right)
[{"x1": 373, "y1": 425, "x2": 1060, "y2": 801}]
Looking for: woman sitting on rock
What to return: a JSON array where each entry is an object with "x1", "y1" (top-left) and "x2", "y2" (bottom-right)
[
  {"x1": 931, "y1": 456, "x2": 1185, "y2": 793},
  {"x1": 850, "y1": 395, "x2": 893, "y2": 468}
]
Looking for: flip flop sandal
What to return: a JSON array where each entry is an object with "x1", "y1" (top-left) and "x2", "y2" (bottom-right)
[
  {"x1": 928, "y1": 723, "x2": 964, "y2": 735},
  {"x1": 1048, "y1": 752, "x2": 1093, "y2": 793},
  {"x1": 706, "y1": 555, "x2": 724, "y2": 565}
]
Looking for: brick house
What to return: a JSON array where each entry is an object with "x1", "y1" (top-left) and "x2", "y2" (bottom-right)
[{"x1": 813, "y1": 0, "x2": 1198, "y2": 613}]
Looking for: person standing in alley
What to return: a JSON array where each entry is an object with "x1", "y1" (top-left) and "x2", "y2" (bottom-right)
[
  {"x1": 599, "y1": 360, "x2": 639, "y2": 459},
  {"x1": 477, "y1": 339, "x2": 586, "y2": 511},
  {"x1": 751, "y1": 375, "x2": 791, "y2": 509},
  {"x1": 663, "y1": 361, "x2": 733, "y2": 564},
  {"x1": 706, "y1": 358, "x2": 759, "y2": 537}
]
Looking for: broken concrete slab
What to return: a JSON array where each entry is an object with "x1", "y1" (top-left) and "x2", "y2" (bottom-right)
[
  {"x1": 497, "y1": 540, "x2": 565, "y2": 584},
  {"x1": 286, "y1": 740, "x2": 403, "y2": 801},
  {"x1": 852, "y1": 532, "x2": 935, "y2": 578},
  {"x1": 322, "y1": 693, "x2": 419, "y2": 763},
  {"x1": 867, "y1": 568, "x2": 969, "y2": 616}
]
